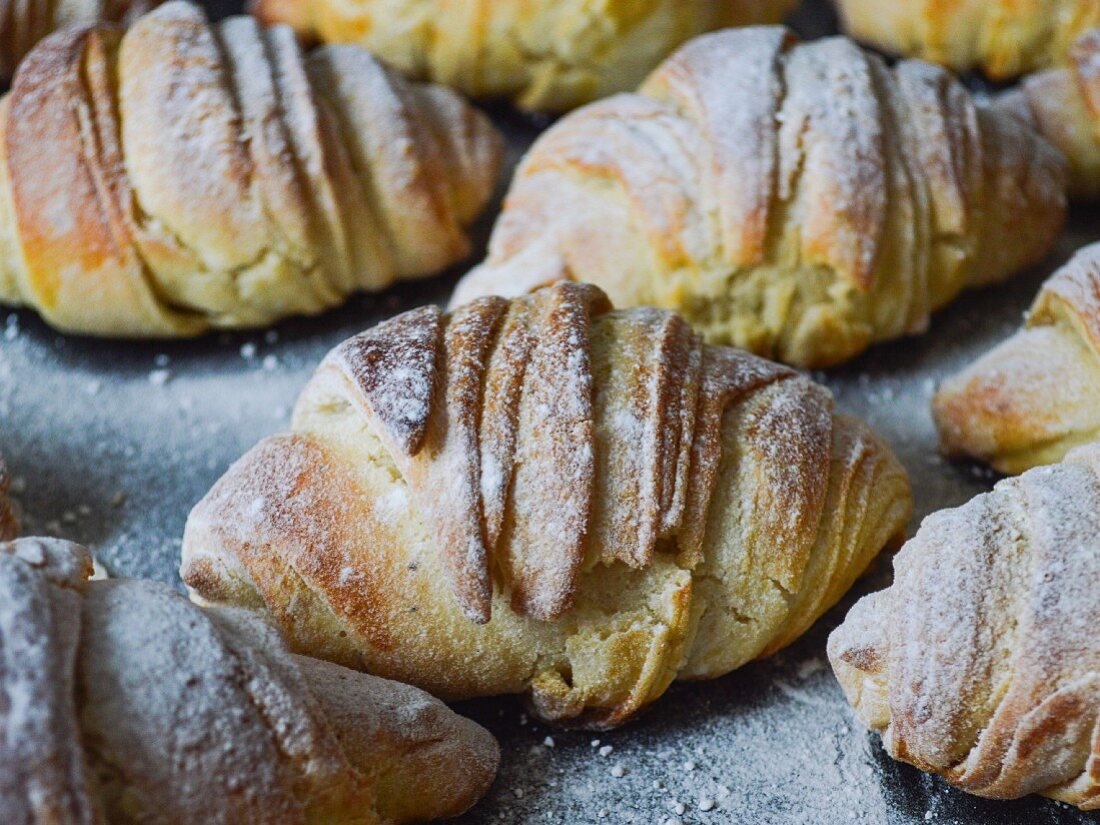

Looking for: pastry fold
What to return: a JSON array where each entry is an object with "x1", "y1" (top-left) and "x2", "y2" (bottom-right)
[
  {"x1": 0, "y1": 1, "x2": 503, "y2": 337},
  {"x1": 994, "y1": 27, "x2": 1100, "y2": 200},
  {"x1": 0, "y1": 536, "x2": 498, "y2": 824},
  {"x1": 934, "y1": 242, "x2": 1100, "y2": 474},
  {"x1": 182, "y1": 283, "x2": 913, "y2": 729},
  {"x1": 829, "y1": 444, "x2": 1100, "y2": 810},
  {"x1": 451, "y1": 27, "x2": 1066, "y2": 368}
]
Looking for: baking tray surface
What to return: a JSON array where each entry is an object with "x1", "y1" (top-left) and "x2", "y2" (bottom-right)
[{"x1": 0, "y1": 2, "x2": 1096, "y2": 823}]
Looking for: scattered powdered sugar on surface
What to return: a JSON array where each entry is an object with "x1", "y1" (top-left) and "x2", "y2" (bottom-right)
[{"x1": 1, "y1": 1, "x2": 1095, "y2": 822}]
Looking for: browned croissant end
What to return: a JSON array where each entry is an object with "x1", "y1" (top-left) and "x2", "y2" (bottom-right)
[{"x1": 0, "y1": 537, "x2": 498, "y2": 823}]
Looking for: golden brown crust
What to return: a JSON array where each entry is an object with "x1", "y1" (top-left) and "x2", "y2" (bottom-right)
[
  {"x1": 934, "y1": 242, "x2": 1100, "y2": 474},
  {"x1": 993, "y1": 27, "x2": 1100, "y2": 200},
  {"x1": 182, "y1": 283, "x2": 914, "y2": 728},
  {"x1": 829, "y1": 445, "x2": 1100, "y2": 810},
  {"x1": 250, "y1": 0, "x2": 800, "y2": 113},
  {"x1": 0, "y1": 1, "x2": 503, "y2": 337},
  {"x1": 835, "y1": 0, "x2": 1100, "y2": 80},
  {"x1": 0, "y1": 0, "x2": 156, "y2": 77},
  {"x1": 0, "y1": 537, "x2": 498, "y2": 823},
  {"x1": 451, "y1": 26, "x2": 1066, "y2": 369}
]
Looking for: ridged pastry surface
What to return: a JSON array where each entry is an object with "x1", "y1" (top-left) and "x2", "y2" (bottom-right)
[
  {"x1": 452, "y1": 27, "x2": 1066, "y2": 368},
  {"x1": 182, "y1": 283, "x2": 912, "y2": 728},
  {"x1": 0, "y1": 1, "x2": 503, "y2": 337},
  {"x1": 0, "y1": 536, "x2": 498, "y2": 824},
  {"x1": 934, "y1": 242, "x2": 1100, "y2": 474},
  {"x1": 829, "y1": 444, "x2": 1100, "y2": 810},
  {"x1": 251, "y1": 0, "x2": 800, "y2": 112}
]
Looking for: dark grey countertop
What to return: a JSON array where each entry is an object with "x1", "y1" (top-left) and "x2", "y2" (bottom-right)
[{"x1": 0, "y1": 2, "x2": 1096, "y2": 823}]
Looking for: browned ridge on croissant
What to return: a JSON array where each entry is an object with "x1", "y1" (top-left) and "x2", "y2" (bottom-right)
[
  {"x1": 934, "y1": 241, "x2": 1100, "y2": 475},
  {"x1": 0, "y1": 0, "x2": 157, "y2": 77},
  {"x1": 182, "y1": 283, "x2": 913, "y2": 728},
  {"x1": 451, "y1": 26, "x2": 1067, "y2": 369},
  {"x1": 0, "y1": 0, "x2": 503, "y2": 337},
  {"x1": 0, "y1": 537, "x2": 498, "y2": 824},
  {"x1": 829, "y1": 444, "x2": 1100, "y2": 810}
]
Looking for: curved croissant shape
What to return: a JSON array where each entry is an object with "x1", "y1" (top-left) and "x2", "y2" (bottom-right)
[
  {"x1": 182, "y1": 283, "x2": 913, "y2": 729},
  {"x1": 0, "y1": 1, "x2": 503, "y2": 338},
  {"x1": 834, "y1": 0, "x2": 1100, "y2": 80},
  {"x1": 934, "y1": 243, "x2": 1100, "y2": 475},
  {"x1": 251, "y1": 0, "x2": 800, "y2": 113},
  {"x1": 451, "y1": 27, "x2": 1067, "y2": 369},
  {"x1": 0, "y1": 0, "x2": 157, "y2": 77},
  {"x1": 0, "y1": 454, "x2": 15, "y2": 540},
  {"x1": 995, "y1": 28, "x2": 1100, "y2": 200},
  {"x1": 828, "y1": 444, "x2": 1100, "y2": 810},
  {"x1": 0, "y1": 537, "x2": 498, "y2": 824}
]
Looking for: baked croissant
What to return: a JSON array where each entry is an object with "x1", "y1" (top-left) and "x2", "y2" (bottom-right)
[
  {"x1": 0, "y1": 536, "x2": 498, "y2": 824},
  {"x1": 0, "y1": 453, "x2": 16, "y2": 540},
  {"x1": 933, "y1": 243, "x2": 1100, "y2": 475},
  {"x1": 995, "y1": 28, "x2": 1100, "y2": 200},
  {"x1": 0, "y1": 0, "x2": 157, "y2": 78},
  {"x1": 0, "y1": 1, "x2": 503, "y2": 338},
  {"x1": 450, "y1": 27, "x2": 1067, "y2": 369},
  {"x1": 834, "y1": 0, "x2": 1100, "y2": 80},
  {"x1": 181, "y1": 283, "x2": 913, "y2": 729},
  {"x1": 828, "y1": 444, "x2": 1100, "y2": 810},
  {"x1": 251, "y1": 0, "x2": 800, "y2": 113}
]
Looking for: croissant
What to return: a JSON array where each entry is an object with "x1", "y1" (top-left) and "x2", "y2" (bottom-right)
[
  {"x1": 181, "y1": 283, "x2": 913, "y2": 729},
  {"x1": 995, "y1": 28, "x2": 1100, "y2": 200},
  {"x1": 0, "y1": 1, "x2": 503, "y2": 338},
  {"x1": 450, "y1": 27, "x2": 1067, "y2": 369},
  {"x1": 834, "y1": 0, "x2": 1100, "y2": 80},
  {"x1": 251, "y1": 0, "x2": 800, "y2": 113},
  {"x1": 933, "y1": 243, "x2": 1100, "y2": 475},
  {"x1": 0, "y1": 0, "x2": 157, "y2": 78},
  {"x1": 0, "y1": 536, "x2": 498, "y2": 823},
  {"x1": 0, "y1": 453, "x2": 15, "y2": 540},
  {"x1": 828, "y1": 444, "x2": 1100, "y2": 810}
]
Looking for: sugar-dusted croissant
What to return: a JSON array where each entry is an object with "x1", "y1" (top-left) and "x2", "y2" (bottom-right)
[
  {"x1": 251, "y1": 0, "x2": 800, "y2": 113},
  {"x1": 181, "y1": 283, "x2": 913, "y2": 729},
  {"x1": 834, "y1": 0, "x2": 1100, "y2": 80},
  {"x1": 933, "y1": 243, "x2": 1100, "y2": 475},
  {"x1": 828, "y1": 444, "x2": 1100, "y2": 810},
  {"x1": 995, "y1": 28, "x2": 1100, "y2": 200},
  {"x1": 0, "y1": 0, "x2": 157, "y2": 78},
  {"x1": 0, "y1": 453, "x2": 15, "y2": 539},
  {"x1": 450, "y1": 27, "x2": 1067, "y2": 369},
  {"x1": 0, "y1": 1, "x2": 503, "y2": 338},
  {"x1": 0, "y1": 536, "x2": 498, "y2": 823}
]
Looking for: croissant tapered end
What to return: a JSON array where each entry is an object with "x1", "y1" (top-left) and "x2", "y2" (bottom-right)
[
  {"x1": 451, "y1": 26, "x2": 1066, "y2": 369},
  {"x1": 0, "y1": 0, "x2": 503, "y2": 338},
  {"x1": 0, "y1": 536, "x2": 497, "y2": 824},
  {"x1": 183, "y1": 284, "x2": 912, "y2": 728},
  {"x1": 828, "y1": 447, "x2": 1100, "y2": 810},
  {"x1": 934, "y1": 243, "x2": 1100, "y2": 475},
  {"x1": 991, "y1": 27, "x2": 1100, "y2": 201}
]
